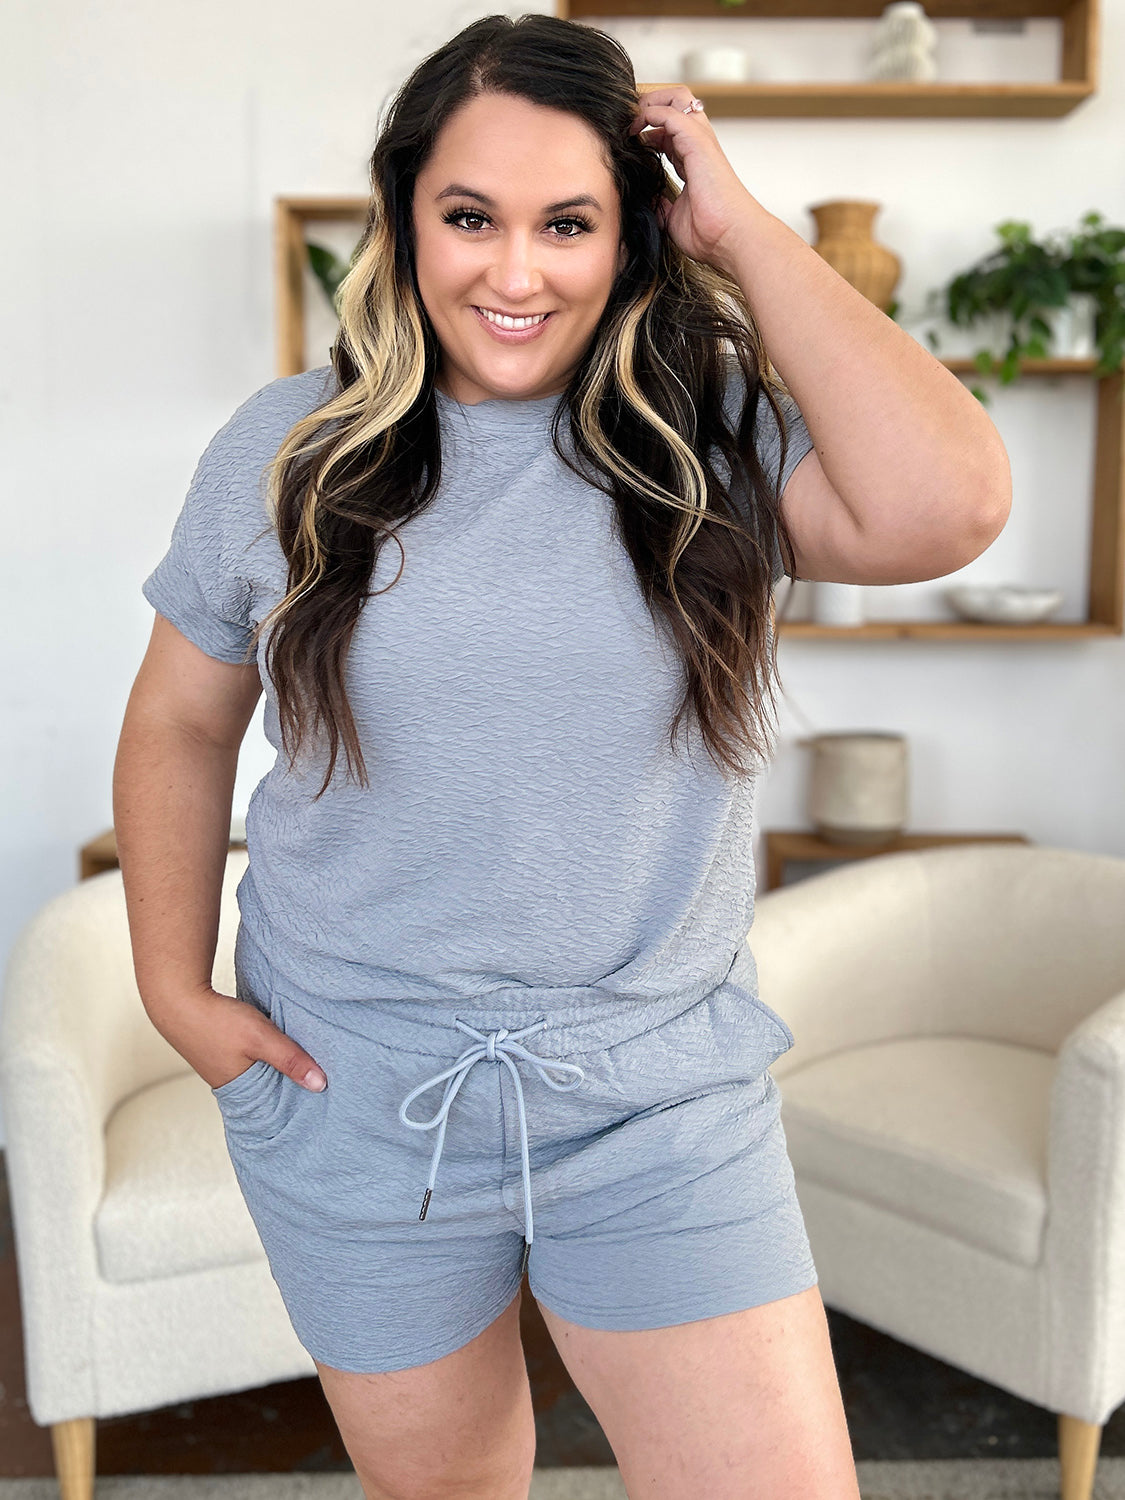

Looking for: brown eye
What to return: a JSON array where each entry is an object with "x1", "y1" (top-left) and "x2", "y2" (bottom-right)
[
  {"x1": 441, "y1": 208, "x2": 489, "y2": 232},
  {"x1": 440, "y1": 208, "x2": 595, "y2": 239}
]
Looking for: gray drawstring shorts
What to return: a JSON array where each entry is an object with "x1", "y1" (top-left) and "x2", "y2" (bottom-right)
[{"x1": 211, "y1": 929, "x2": 819, "y2": 1375}]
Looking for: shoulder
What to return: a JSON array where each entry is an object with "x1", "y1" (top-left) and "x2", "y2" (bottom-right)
[
  {"x1": 192, "y1": 365, "x2": 337, "y2": 504},
  {"x1": 214, "y1": 364, "x2": 337, "y2": 454},
  {"x1": 252, "y1": 363, "x2": 337, "y2": 417}
]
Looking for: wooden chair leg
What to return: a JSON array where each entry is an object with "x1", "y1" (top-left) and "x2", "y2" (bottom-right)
[
  {"x1": 50, "y1": 1417, "x2": 95, "y2": 1500},
  {"x1": 1058, "y1": 1412, "x2": 1102, "y2": 1500}
]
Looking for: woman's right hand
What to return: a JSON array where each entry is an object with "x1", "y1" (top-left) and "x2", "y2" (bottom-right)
[{"x1": 148, "y1": 984, "x2": 328, "y2": 1092}]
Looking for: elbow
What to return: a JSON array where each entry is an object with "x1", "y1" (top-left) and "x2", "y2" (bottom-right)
[
  {"x1": 944, "y1": 498, "x2": 1010, "y2": 575},
  {"x1": 981, "y1": 432, "x2": 1013, "y2": 523},
  {"x1": 957, "y1": 442, "x2": 1013, "y2": 565},
  {"x1": 972, "y1": 485, "x2": 1011, "y2": 555}
]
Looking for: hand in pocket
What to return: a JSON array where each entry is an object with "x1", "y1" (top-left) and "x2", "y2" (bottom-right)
[{"x1": 146, "y1": 984, "x2": 328, "y2": 1092}]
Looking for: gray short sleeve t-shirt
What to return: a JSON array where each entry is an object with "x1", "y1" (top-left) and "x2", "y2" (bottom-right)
[{"x1": 142, "y1": 364, "x2": 814, "y2": 1008}]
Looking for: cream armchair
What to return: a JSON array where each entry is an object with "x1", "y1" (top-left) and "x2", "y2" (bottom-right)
[
  {"x1": 0, "y1": 849, "x2": 314, "y2": 1500},
  {"x1": 751, "y1": 841, "x2": 1125, "y2": 1500}
]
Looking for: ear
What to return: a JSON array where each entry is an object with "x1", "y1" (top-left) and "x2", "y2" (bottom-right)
[{"x1": 618, "y1": 238, "x2": 628, "y2": 273}]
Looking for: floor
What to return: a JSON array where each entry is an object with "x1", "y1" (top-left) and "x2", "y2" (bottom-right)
[{"x1": 3, "y1": 1153, "x2": 1124, "y2": 1478}]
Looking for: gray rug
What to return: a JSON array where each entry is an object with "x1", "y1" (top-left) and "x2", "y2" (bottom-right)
[{"x1": 0, "y1": 1460, "x2": 1120, "y2": 1498}]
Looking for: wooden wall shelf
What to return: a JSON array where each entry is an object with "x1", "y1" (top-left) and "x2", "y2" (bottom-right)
[
  {"x1": 624, "y1": 81, "x2": 1091, "y2": 120},
  {"x1": 776, "y1": 359, "x2": 1125, "y2": 640},
  {"x1": 556, "y1": 0, "x2": 1098, "y2": 118}
]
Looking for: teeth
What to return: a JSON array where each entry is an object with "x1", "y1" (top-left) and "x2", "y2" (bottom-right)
[{"x1": 478, "y1": 308, "x2": 548, "y2": 330}]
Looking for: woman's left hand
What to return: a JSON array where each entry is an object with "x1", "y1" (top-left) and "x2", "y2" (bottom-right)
[{"x1": 628, "y1": 87, "x2": 760, "y2": 274}]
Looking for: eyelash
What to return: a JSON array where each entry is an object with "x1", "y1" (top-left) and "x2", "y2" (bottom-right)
[{"x1": 439, "y1": 206, "x2": 596, "y2": 239}]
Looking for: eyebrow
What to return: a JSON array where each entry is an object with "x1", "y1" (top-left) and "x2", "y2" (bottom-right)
[{"x1": 435, "y1": 183, "x2": 605, "y2": 214}]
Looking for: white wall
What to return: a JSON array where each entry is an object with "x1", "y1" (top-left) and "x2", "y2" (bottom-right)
[{"x1": 2, "y1": 0, "x2": 1123, "y2": 1145}]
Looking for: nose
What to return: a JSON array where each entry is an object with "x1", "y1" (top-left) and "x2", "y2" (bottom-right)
[{"x1": 485, "y1": 231, "x2": 545, "y2": 306}]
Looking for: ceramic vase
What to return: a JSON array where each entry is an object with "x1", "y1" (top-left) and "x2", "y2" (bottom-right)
[
  {"x1": 805, "y1": 731, "x2": 910, "y2": 845},
  {"x1": 1044, "y1": 294, "x2": 1098, "y2": 358},
  {"x1": 867, "y1": 0, "x2": 938, "y2": 81}
]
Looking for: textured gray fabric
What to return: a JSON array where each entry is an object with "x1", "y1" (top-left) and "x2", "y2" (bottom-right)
[
  {"x1": 212, "y1": 934, "x2": 813, "y2": 1369},
  {"x1": 142, "y1": 364, "x2": 814, "y2": 1010}
]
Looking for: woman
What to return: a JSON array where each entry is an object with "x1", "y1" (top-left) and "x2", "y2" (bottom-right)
[{"x1": 115, "y1": 13, "x2": 1009, "y2": 1500}]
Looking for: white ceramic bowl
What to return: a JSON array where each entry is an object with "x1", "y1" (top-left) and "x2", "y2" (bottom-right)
[{"x1": 944, "y1": 584, "x2": 1064, "y2": 624}]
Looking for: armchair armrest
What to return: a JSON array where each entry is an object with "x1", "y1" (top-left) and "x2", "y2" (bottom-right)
[
  {"x1": 1044, "y1": 989, "x2": 1125, "y2": 1417},
  {"x1": 0, "y1": 1055, "x2": 105, "y2": 1418},
  {"x1": 0, "y1": 849, "x2": 251, "y2": 1423}
]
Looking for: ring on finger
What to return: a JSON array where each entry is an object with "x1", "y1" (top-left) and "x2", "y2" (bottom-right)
[{"x1": 682, "y1": 97, "x2": 705, "y2": 113}]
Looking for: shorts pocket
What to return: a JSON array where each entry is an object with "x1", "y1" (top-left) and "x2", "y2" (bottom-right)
[
  {"x1": 210, "y1": 985, "x2": 308, "y2": 1152},
  {"x1": 212, "y1": 1056, "x2": 274, "y2": 1102}
]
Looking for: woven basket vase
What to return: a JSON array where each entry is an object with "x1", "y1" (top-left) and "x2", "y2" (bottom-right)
[{"x1": 809, "y1": 199, "x2": 902, "y2": 313}]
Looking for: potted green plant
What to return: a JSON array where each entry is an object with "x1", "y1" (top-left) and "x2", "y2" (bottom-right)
[{"x1": 920, "y1": 210, "x2": 1125, "y2": 404}]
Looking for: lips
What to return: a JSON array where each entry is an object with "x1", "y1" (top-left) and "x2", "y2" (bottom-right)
[
  {"x1": 474, "y1": 305, "x2": 551, "y2": 318},
  {"x1": 471, "y1": 305, "x2": 554, "y2": 343}
]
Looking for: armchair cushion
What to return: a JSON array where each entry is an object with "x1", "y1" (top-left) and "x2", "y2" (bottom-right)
[{"x1": 780, "y1": 1035, "x2": 1053, "y2": 1267}]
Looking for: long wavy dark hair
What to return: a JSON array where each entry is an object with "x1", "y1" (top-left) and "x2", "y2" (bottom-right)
[{"x1": 248, "y1": 12, "x2": 800, "y2": 800}]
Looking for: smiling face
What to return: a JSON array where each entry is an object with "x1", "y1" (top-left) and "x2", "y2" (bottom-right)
[{"x1": 411, "y1": 91, "x2": 628, "y2": 405}]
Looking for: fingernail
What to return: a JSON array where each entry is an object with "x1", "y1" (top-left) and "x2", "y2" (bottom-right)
[{"x1": 302, "y1": 1067, "x2": 328, "y2": 1091}]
